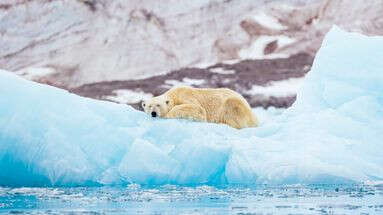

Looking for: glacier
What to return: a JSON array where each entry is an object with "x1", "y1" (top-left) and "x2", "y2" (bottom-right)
[{"x1": 0, "y1": 26, "x2": 383, "y2": 187}]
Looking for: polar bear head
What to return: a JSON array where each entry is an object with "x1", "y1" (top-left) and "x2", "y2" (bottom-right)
[{"x1": 142, "y1": 95, "x2": 174, "y2": 118}]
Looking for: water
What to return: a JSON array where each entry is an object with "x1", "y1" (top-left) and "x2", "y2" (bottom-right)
[{"x1": 0, "y1": 184, "x2": 382, "y2": 214}]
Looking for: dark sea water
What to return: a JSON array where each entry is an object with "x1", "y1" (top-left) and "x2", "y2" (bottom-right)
[{"x1": 0, "y1": 184, "x2": 382, "y2": 214}]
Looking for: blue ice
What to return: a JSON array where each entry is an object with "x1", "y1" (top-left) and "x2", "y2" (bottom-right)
[{"x1": 0, "y1": 26, "x2": 382, "y2": 187}]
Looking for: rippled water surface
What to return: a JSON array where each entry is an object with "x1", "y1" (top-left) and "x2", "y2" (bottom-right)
[{"x1": 0, "y1": 184, "x2": 382, "y2": 214}]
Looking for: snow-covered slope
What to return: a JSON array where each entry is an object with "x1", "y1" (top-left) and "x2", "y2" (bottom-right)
[
  {"x1": 0, "y1": 27, "x2": 382, "y2": 187},
  {"x1": 1, "y1": 0, "x2": 382, "y2": 88}
]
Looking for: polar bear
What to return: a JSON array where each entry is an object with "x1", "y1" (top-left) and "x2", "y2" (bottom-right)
[{"x1": 142, "y1": 86, "x2": 258, "y2": 129}]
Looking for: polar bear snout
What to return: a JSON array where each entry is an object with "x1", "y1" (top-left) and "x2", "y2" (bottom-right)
[{"x1": 142, "y1": 95, "x2": 172, "y2": 118}]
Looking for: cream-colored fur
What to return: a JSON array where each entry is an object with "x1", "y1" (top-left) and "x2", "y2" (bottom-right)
[{"x1": 142, "y1": 86, "x2": 258, "y2": 129}]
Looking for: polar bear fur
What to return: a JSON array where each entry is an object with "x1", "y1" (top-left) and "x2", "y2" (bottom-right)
[{"x1": 142, "y1": 86, "x2": 258, "y2": 129}]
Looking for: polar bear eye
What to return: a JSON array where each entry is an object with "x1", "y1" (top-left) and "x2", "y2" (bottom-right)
[
  {"x1": 166, "y1": 100, "x2": 169, "y2": 105},
  {"x1": 156, "y1": 104, "x2": 160, "y2": 107}
]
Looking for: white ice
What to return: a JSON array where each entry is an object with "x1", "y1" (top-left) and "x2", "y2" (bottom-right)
[{"x1": 0, "y1": 26, "x2": 382, "y2": 187}]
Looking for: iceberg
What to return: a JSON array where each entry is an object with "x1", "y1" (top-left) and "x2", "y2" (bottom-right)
[{"x1": 0, "y1": 26, "x2": 382, "y2": 187}]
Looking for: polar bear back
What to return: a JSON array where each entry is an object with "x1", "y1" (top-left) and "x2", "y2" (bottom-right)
[{"x1": 165, "y1": 86, "x2": 257, "y2": 128}]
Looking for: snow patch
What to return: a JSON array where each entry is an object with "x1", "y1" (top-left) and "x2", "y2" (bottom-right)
[
  {"x1": 104, "y1": 90, "x2": 153, "y2": 104},
  {"x1": 15, "y1": 67, "x2": 56, "y2": 80},
  {"x1": 193, "y1": 61, "x2": 218, "y2": 69},
  {"x1": 222, "y1": 59, "x2": 242, "y2": 65},
  {"x1": 252, "y1": 12, "x2": 287, "y2": 30},
  {"x1": 164, "y1": 78, "x2": 205, "y2": 87},
  {"x1": 239, "y1": 36, "x2": 296, "y2": 59},
  {"x1": 209, "y1": 68, "x2": 236, "y2": 75},
  {"x1": 247, "y1": 77, "x2": 305, "y2": 97}
]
